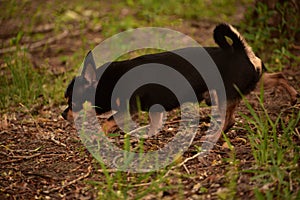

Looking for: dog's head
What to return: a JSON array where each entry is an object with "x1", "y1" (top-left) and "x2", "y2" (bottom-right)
[{"x1": 62, "y1": 51, "x2": 97, "y2": 121}]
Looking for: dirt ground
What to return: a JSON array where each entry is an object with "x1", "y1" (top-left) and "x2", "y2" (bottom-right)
[{"x1": 1, "y1": 4, "x2": 300, "y2": 200}]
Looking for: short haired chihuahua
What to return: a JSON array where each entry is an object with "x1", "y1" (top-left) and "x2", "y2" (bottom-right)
[{"x1": 62, "y1": 23, "x2": 299, "y2": 135}]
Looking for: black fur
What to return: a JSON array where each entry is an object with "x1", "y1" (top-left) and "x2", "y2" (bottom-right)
[{"x1": 62, "y1": 23, "x2": 263, "y2": 122}]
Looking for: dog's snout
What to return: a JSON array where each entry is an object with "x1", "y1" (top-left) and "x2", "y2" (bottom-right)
[
  {"x1": 62, "y1": 108, "x2": 69, "y2": 120},
  {"x1": 62, "y1": 106, "x2": 76, "y2": 121}
]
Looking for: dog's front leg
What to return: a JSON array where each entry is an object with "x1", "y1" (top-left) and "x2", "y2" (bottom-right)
[{"x1": 102, "y1": 111, "x2": 136, "y2": 133}]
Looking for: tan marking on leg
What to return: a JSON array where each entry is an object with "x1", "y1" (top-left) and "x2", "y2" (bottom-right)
[
  {"x1": 66, "y1": 109, "x2": 78, "y2": 121},
  {"x1": 66, "y1": 109, "x2": 73, "y2": 120}
]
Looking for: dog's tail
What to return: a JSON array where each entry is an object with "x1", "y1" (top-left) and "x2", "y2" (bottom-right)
[
  {"x1": 214, "y1": 23, "x2": 263, "y2": 72},
  {"x1": 213, "y1": 23, "x2": 263, "y2": 73},
  {"x1": 213, "y1": 23, "x2": 249, "y2": 52}
]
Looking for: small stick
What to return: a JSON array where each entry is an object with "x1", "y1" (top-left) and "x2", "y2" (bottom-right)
[{"x1": 44, "y1": 165, "x2": 92, "y2": 193}]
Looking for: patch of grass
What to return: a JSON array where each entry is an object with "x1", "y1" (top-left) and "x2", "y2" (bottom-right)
[
  {"x1": 0, "y1": 38, "x2": 84, "y2": 112},
  {"x1": 100, "y1": 0, "x2": 248, "y2": 37},
  {"x1": 89, "y1": 166, "x2": 181, "y2": 200},
  {"x1": 0, "y1": 0, "x2": 28, "y2": 21},
  {"x1": 237, "y1": 4, "x2": 300, "y2": 197},
  {"x1": 217, "y1": 134, "x2": 239, "y2": 200},
  {"x1": 0, "y1": 49, "x2": 44, "y2": 111},
  {"x1": 0, "y1": 0, "x2": 95, "y2": 111},
  {"x1": 131, "y1": 0, "x2": 238, "y2": 21},
  {"x1": 241, "y1": 1, "x2": 300, "y2": 71},
  {"x1": 77, "y1": 105, "x2": 184, "y2": 200},
  {"x1": 239, "y1": 89, "x2": 300, "y2": 199}
]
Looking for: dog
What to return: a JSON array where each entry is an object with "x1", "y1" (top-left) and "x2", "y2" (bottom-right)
[{"x1": 62, "y1": 23, "x2": 299, "y2": 135}]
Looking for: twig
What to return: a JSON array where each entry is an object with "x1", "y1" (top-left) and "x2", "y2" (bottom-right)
[
  {"x1": 128, "y1": 125, "x2": 149, "y2": 135},
  {"x1": 289, "y1": 170, "x2": 294, "y2": 191},
  {"x1": 0, "y1": 153, "x2": 41, "y2": 164},
  {"x1": 2, "y1": 145, "x2": 42, "y2": 153},
  {"x1": 173, "y1": 151, "x2": 204, "y2": 169},
  {"x1": 292, "y1": 44, "x2": 300, "y2": 50},
  {"x1": 121, "y1": 151, "x2": 205, "y2": 188},
  {"x1": 97, "y1": 168, "x2": 119, "y2": 173},
  {"x1": 23, "y1": 172, "x2": 59, "y2": 180},
  {"x1": 50, "y1": 133, "x2": 67, "y2": 147},
  {"x1": 182, "y1": 163, "x2": 190, "y2": 174},
  {"x1": 127, "y1": 119, "x2": 195, "y2": 135},
  {"x1": 45, "y1": 165, "x2": 92, "y2": 193},
  {"x1": 30, "y1": 23, "x2": 55, "y2": 34}
]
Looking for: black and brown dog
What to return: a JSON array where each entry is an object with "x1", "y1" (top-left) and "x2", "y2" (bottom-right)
[{"x1": 62, "y1": 23, "x2": 299, "y2": 134}]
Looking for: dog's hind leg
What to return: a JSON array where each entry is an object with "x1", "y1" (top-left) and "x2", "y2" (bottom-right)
[
  {"x1": 259, "y1": 72, "x2": 299, "y2": 105},
  {"x1": 201, "y1": 93, "x2": 239, "y2": 143},
  {"x1": 209, "y1": 89, "x2": 238, "y2": 132}
]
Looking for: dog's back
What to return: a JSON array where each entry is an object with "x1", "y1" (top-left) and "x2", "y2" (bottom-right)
[
  {"x1": 62, "y1": 23, "x2": 265, "y2": 132},
  {"x1": 91, "y1": 24, "x2": 263, "y2": 114}
]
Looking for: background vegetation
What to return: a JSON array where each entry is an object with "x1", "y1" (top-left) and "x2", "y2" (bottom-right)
[{"x1": 1, "y1": 0, "x2": 299, "y2": 199}]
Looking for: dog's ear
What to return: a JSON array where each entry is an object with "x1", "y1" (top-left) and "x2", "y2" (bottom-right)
[{"x1": 82, "y1": 50, "x2": 97, "y2": 85}]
